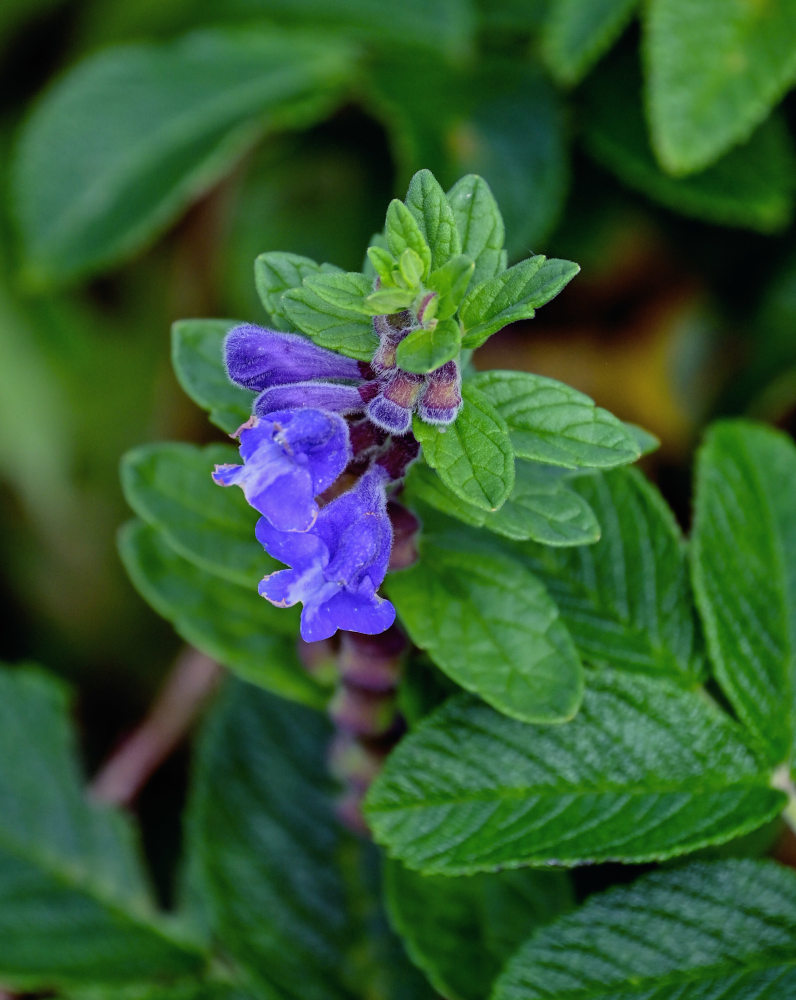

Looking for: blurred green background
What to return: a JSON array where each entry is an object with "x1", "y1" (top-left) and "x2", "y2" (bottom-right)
[{"x1": 2, "y1": 0, "x2": 795, "y2": 762}]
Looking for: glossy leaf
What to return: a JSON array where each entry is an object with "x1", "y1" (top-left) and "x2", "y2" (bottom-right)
[
  {"x1": 542, "y1": 0, "x2": 639, "y2": 85},
  {"x1": 646, "y1": 0, "x2": 796, "y2": 174},
  {"x1": 446, "y1": 174, "x2": 505, "y2": 287},
  {"x1": 521, "y1": 468, "x2": 703, "y2": 680},
  {"x1": 405, "y1": 169, "x2": 462, "y2": 271},
  {"x1": 365, "y1": 669, "x2": 783, "y2": 874},
  {"x1": 385, "y1": 861, "x2": 573, "y2": 1000},
  {"x1": 188, "y1": 677, "x2": 353, "y2": 1000},
  {"x1": 0, "y1": 668, "x2": 205, "y2": 989},
  {"x1": 471, "y1": 370, "x2": 640, "y2": 469},
  {"x1": 494, "y1": 860, "x2": 796, "y2": 1000},
  {"x1": 118, "y1": 520, "x2": 323, "y2": 707},
  {"x1": 414, "y1": 383, "x2": 514, "y2": 511},
  {"x1": 171, "y1": 319, "x2": 253, "y2": 434},
  {"x1": 386, "y1": 527, "x2": 583, "y2": 723},
  {"x1": 12, "y1": 29, "x2": 355, "y2": 285},
  {"x1": 460, "y1": 257, "x2": 579, "y2": 348},
  {"x1": 121, "y1": 442, "x2": 275, "y2": 588},
  {"x1": 254, "y1": 251, "x2": 340, "y2": 328},
  {"x1": 692, "y1": 420, "x2": 796, "y2": 765}
]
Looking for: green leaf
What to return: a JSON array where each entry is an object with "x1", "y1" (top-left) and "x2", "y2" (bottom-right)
[
  {"x1": 405, "y1": 461, "x2": 601, "y2": 547},
  {"x1": 521, "y1": 468, "x2": 703, "y2": 681},
  {"x1": 0, "y1": 667, "x2": 205, "y2": 989},
  {"x1": 692, "y1": 421, "x2": 796, "y2": 766},
  {"x1": 414, "y1": 383, "x2": 515, "y2": 511},
  {"x1": 365, "y1": 669, "x2": 785, "y2": 874},
  {"x1": 282, "y1": 272, "x2": 377, "y2": 360},
  {"x1": 386, "y1": 528, "x2": 583, "y2": 724},
  {"x1": 427, "y1": 254, "x2": 475, "y2": 319},
  {"x1": 583, "y1": 51, "x2": 796, "y2": 232},
  {"x1": 494, "y1": 859, "x2": 796, "y2": 1000},
  {"x1": 446, "y1": 174, "x2": 505, "y2": 287},
  {"x1": 254, "y1": 251, "x2": 340, "y2": 328},
  {"x1": 471, "y1": 370, "x2": 640, "y2": 469},
  {"x1": 460, "y1": 257, "x2": 579, "y2": 348},
  {"x1": 65, "y1": 985, "x2": 255, "y2": 1000},
  {"x1": 542, "y1": 0, "x2": 639, "y2": 85},
  {"x1": 385, "y1": 199, "x2": 433, "y2": 278},
  {"x1": 12, "y1": 29, "x2": 355, "y2": 286},
  {"x1": 396, "y1": 319, "x2": 461, "y2": 374},
  {"x1": 405, "y1": 169, "x2": 462, "y2": 271},
  {"x1": 118, "y1": 520, "x2": 324, "y2": 707},
  {"x1": 385, "y1": 861, "x2": 573, "y2": 1000},
  {"x1": 366, "y1": 244, "x2": 396, "y2": 285},
  {"x1": 171, "y1": 319, "x2": 253, "y2": 434},
  {"x1": 121, "y1": 442, "x2": 275, "y2": 589},
  {"x1": 188, "y1": 677, "x2": 354, "y2": 1000},
  {"x1": 646, "y1": 0, "x2": 796, "y2": 175},
  {"x1": 365, "y1": 287, "x2": 417, "y2": 313}
]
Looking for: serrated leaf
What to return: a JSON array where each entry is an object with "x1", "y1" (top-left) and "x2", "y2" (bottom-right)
[
  {"x1": 0, "y1": 667, "x2": 205, "y2": 989},
  {"x1": 494, "y1": 859, "x2": 796, "y2": 1000},
  {"x1": 520, "y1": 467, "x2": 703, "y2": 680},
  {"x1": 386, "y1": 528, "x2": 583, "y2": 723},
  {"x1": 396, "y1": 319, "x2": 461, "y2": 374},
  {"x1": 583, "y1": 51, "x2": 796, "y2": 232},
  {"x1": 282, "y1": 273, "x2": 377, "y2": 360},
  {"x1": 542, "y1": 0, "x2": 639, "y2": 85},
  {"x1": 385, "y1": 861, "x2": 573, "y2": 1000},
  {"x1": 121, "y1": 442, "x2": 276, "y2": 588},
  {"x1": 405, "y1": 169, "x2": 462, "y2": 271},
  {"x1": 692, "y1": 421, "x2": 796, "y2": 766},
  {"x1": 118, "y1": 520, "x2": 324, "y2": 707},
  {"x1": 254, "y1": 251, "x2": 340, "y2": 328},
  {"x1": 472, "y1": 370, "x2": 640, "y2": 469},
  {"x1": 405, "y1": 461, "x2": 600, "y2": 547},
  {"x1": 12, "y1": 30, "x2": 355, "y2": 286},
  {"x1": 385, "y1": 199, "x2": 433, "y2": 278},
  {"x1": 365, "y1": 669, "x2": 785, "y2": 874},
  {"x1": 460, "y1": 257, "x2": 579, "y2": 348},
  {"x1": 188, "y1": 677, "x2": 354, "y2": 1000},
  {"x1": 171, "y1": 319, "x2": 253, "y2": 433},
  {"x1": 414, "y1": 383, "x2": 514, "y2": 511},
  {"x1": 446, "y1": 174, "x2": 505, "y2": 287},
  {"x1": 646, "y1": 0, "x2": 796, "y2": 175}
]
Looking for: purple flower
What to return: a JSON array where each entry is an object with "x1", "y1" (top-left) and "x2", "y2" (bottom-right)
[
  {"x1": 257, "y1": 465, "x2": 396, "y2": 642},
  {"x1": 212, "y1": 408, "x2": 351, "y2": 532},
  {"x1": 225, "y1": 324, "x2": 367, "y2": 390},
  {"x1": 254, "y1": 380, "x2": 377, "y2": 418}
]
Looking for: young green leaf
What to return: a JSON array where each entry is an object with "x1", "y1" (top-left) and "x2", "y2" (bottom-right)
[
  {"x1": 472, "y1": 370, "x2": 640, "y2": 469},
  {"x1": 692, "y1": 421, "x2": 796, "y2": 766},
  {"x1": 385, "y1": 861, "x2": 573, "y2": 1000},
  {"x1": 282, "y1": 273, "x2": 377, "y2": 360},
  {"x1": 405, "y1": 169, "x2": 462, "y2": 270},
  {"x1": 385, "y1": 199, "x2": 432, "y2": 278},
  {"x1": 0, "y1": 668, "x2": 205, "y2": 990},
  {"x1": 386, "y1": 528, "x2": 583, "y2": 724},
  {"x1": 494, "y1": 860, "x2": 796, "y2": 1000},
  {"x1": 171, "y1": 319, "x2": 253, "y2": 434},
  {"x1": 121, "y1": 442, "x2": 275, "y2": 588},
  {"x1": 188, "y1": 678, "x2": 354, "y2": 1000},
  {"x1": 583, "y1": 51, "x2": 796, "y2": 232},
  {"x1": 254, "y1": 251, "x2": 340, "y2": 328},
  {"x1": 446, "y1": 174, "x2": 505, "y2": 287},
  {"x1": 365, "y1": 669, "x2": 785, "y2": 874},
  {"x1": 365, "y1": 287, "x2": 417, "y2": 313},
  {"x1": 521, "y1": 468, "x2": 703, "y2": 681},
  {"x1": 646, "y1": 0, "x2": 796, "y2": 175},
  {"x1": 542, "y1": 0, "x2": 639, "y2": 85},
  {"x1": 460, "y1": 257, "x2": 579, "y2": 348},
  {"x1": 12, "y1": 30, "x2": 355, "y2": 286},
  {"x1": 366, "y1": 244, "x2": 397, "y2": 286},
  {"x1": 395, "y1": 319, "x2": 461, "y2": 374},
  {"x1": 413, "y1": 383, "x2": 515, "y2": 511},
  {"x1": 118, "y1": 520, "x2": 324, "y2": 707},
  {"x1": 427, "y1": 255, "x2": 475, "y2": 319}
]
